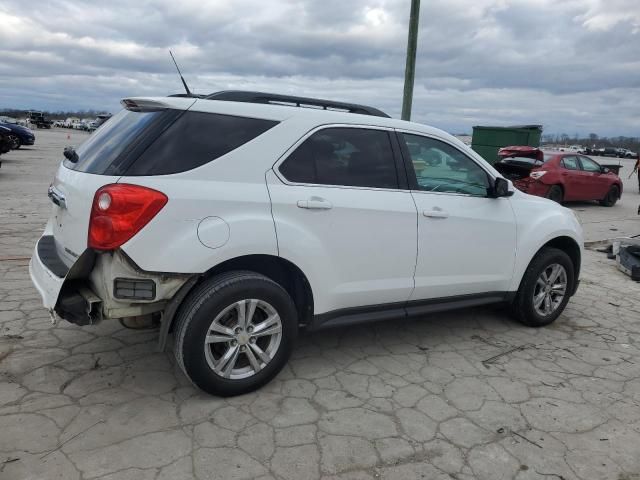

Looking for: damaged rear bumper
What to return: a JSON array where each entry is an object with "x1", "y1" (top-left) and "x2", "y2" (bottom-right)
[{"x1": 30, "y1": 232, "x2": 192, "y2": 326}]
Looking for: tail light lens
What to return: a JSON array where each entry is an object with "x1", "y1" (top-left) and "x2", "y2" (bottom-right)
[
  {"x1": 530, "y1": 170, "x2": 547, "y2": 180},
  {"x1": 88, "y1": 184, "x2": 168, "y2": 250}
]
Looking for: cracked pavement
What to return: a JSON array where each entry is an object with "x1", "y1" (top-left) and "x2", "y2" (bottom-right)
[{"x1": 1, "y1": 130, "x2": 640, "y2": 480}]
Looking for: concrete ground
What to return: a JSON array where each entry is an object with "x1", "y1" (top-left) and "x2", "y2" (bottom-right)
[{"x1": 1, "y1": 129, "x2": 639, "y2": 480}]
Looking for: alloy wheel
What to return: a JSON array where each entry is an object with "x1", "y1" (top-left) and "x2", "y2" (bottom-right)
[
  {"x1": 204, "y1": 299, "x2": 283, "y2": 380},
  {"x1": 532, "y1": 263, "x2": 567, "y2": 316}
]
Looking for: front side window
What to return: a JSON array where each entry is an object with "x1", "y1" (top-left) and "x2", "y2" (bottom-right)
[
  {"x1": 401, "y1": 134, "x2": 490, "y2": 196},
  {"x1": 278, "y1": 127, "x2": 398, "y2": 189},
  {"x1": 579, "y1": 156, "x2": 602, "y2": 173},
  {"x1": 562, "y1": 156, "x2": 580, "y2": 170}
]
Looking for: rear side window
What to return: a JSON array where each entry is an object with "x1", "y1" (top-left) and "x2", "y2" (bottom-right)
[
  {"x1": 126, "y1": 111, "x2": 278, "y2": 176},
  {"x1": 279, "y1": 127, "x2": 398, "y2": 189}
]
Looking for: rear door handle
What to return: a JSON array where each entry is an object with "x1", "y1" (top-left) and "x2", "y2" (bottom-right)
[
  {"x1": 423, "y1": 209, "x2": 449, "y2": 219},
  {"x1": 297, "y1": 199, "x2": 333, "y2": 210}
]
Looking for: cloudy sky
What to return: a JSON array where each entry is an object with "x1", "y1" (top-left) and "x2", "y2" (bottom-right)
[{"x1": 1, "y1": 0, "x2": 639, "y2": 135}]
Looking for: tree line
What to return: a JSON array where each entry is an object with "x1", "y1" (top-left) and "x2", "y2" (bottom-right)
[{"x1": 542, "y1": 133, "x2": 640, "y2": 151}]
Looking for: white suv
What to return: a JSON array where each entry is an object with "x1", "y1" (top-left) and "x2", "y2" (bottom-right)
[{"x1": 30, "y1": 91, "x2": 583, "y2": 396}]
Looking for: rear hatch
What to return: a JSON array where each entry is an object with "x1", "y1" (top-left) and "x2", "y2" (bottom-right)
[{"x1": 49, "y1": 103, "x2": 188, "y2": 267}]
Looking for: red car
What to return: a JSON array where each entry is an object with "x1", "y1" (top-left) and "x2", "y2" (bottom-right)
[{"x1": 495, "y1": 147, "x2": 623, "y2": 206}]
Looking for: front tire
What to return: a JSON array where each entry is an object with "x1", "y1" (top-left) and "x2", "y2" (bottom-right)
[
  {"x1": 599, "y1": 185, "x2": 619, "y2": 207},
  {"x1": 174, "y1": 271, "x2": 298, "y2": 396},
  {"x1": 9, "y1": 135, "x2": 20, "y2": 149},
  {"x1": 511, "y1": 248, "x2": 575, "y2": 327},
  {"x1": 546, "y1": 185, "x2": 564, "y2": 203}
]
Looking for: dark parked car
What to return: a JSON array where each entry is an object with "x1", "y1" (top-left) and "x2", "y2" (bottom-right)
[
  {"x1": 599, "y1": 147, "x2": 619, "y2": 158},
  {"x1": 495, "y1": 147, "x2": 623, "y2": 206},
  {"x1": 0, "y1": 126, "x2": 14, "y2": 168},
  {"x1": 0, "y1": 122, "x2": 35, "y2": 148}
]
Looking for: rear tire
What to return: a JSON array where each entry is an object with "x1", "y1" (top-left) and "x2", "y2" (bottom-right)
[
  {"x1": 546, "y1": 185, "x2": 563, "y2": 203},
  {"x1": 511, "y1": 248, "x2": 575, "y2": 327},
  {"x1": 599, "y1": 185, "x2": 619, "y2": 207},
  {"x1": 173, "y1": 271, "x2": 298, "y2": 396}
]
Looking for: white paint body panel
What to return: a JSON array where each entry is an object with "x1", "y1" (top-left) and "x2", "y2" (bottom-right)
[
  {"x1": 51, "y1": 165, "x2": 120, "y2": 266},
  {"x1": 266, "y1": 170, "x2": 417, "y2": 314},
  {"x1": 30, "y1": 95, "x2": 584, "y2": 318},
  {"x1": 507, "y1": 190, "x2": 584, "y2": 292},
  {"x1": 29, "y1": 220, "x2": 64, "y2": 310},
  {"x1": 410, "y1": 192, "x2": 517, "y2": 299}
]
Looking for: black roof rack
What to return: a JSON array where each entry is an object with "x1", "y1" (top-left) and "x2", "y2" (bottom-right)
[
  {"x1": 168, "y1": 93, "x2": 207, "y2": 99},
  {"x1": 202, "y1": 90, "x2": 390, "y2": 118}
]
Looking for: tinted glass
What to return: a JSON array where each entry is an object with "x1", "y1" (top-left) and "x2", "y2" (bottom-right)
[
  {"x1": 126, "y1": 111, "x2": 278, "y2": 176},
  {"x1": 69, "y1": 109, "x2": 165, "y2": 174},
  {"x1": 279, "y1": 128, "x2": 398, "y2": 189},
  {"x1": 501, "y1": 156, "x2": 543, "y2": 166},
  {"x1": 402, "y1": 134, "x2": 490, "y2": 196},
  {"x1": 579, "y1": 156, "x2": 601, "y2": 172},
  {"x1": 562, "y1": 156, "x2": 580, "y2": 170}
]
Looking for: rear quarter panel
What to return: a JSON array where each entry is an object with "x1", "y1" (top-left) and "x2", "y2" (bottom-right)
[{"x1": 118, "y1": 117, "x2": 317, "y2": 274}]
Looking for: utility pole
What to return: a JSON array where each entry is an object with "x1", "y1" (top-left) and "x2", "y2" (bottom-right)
[{"x1": 401, "y1": 0, "x2": 421, "y2": 121}]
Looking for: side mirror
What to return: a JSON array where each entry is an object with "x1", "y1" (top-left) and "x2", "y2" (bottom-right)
[
  {"x1": 491, "y1": 177, "x2": 513, "y2": 198},
  {"x1": 601, "y1": 167, "x2": 609, "y2": 174}
]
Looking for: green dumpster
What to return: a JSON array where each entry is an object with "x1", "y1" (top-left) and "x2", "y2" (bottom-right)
[{"x1": 471, "y1": 125, "x2": 543, "y2": 164}]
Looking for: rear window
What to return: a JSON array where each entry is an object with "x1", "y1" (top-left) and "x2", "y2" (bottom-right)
[
  {"x1": 126, "y1": 111, "x2": 278, "y2": 176},
  {"x1": 67, "y1": 109, "x2": 278, "y2": 176},
  {"x1": 68, "y1": 109, "x2": 171, "y2": 174}
]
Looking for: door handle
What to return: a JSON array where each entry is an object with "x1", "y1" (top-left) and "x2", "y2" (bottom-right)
[
  {"x1": 423, "y1": 208, "x2": 449, "y2": 219},
  {"x1": 297, "y1": 199, "x2": 333, "y2": 210},
  {"x1": 48, "y1": 185, "x2": 66, "y2": 209}
]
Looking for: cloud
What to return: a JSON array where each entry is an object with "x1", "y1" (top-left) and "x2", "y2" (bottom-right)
[{"x1": 0, "y1": 0, "x2": 638, "y2": 135}]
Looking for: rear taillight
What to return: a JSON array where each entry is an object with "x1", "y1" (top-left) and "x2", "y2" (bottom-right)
[
  {"x1": 88, "y1": 184, "x2": 168, "y2": 250},
  {"x1": 530, "y1": 170, "x2": 547, "y2": 180}
]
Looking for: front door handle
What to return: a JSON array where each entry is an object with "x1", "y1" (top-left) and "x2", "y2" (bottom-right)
[
  {"x1": 297, "y1": 199, "x2": 333, "y2": 210},
  {"x1": 423, "y1": 208, "x2": 449, "y2": 219}
]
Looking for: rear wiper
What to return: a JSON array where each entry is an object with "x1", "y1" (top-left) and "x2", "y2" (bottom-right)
[{"x1": 63, "y1": 146, "x2": 79, "y2": 163}]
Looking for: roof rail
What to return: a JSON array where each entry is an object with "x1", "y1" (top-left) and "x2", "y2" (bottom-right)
[{"x1": 202, "y1": 90, "x2": 390, "y2": 118}]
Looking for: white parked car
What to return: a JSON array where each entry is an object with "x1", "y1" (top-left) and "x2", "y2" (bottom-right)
[
  {"x1": 559, "y1": 145, "x2": 586, "y2": 154},
  {"x1": 30, "y1": 91, "x2": 583, "y2": 396}
]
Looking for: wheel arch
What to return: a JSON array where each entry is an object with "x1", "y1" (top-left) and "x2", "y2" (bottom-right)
[
  {"x1": 612, "y1": 182, "x2": 623, "y2": 198},
  {"x1": 158, "y1": 254, "x2": 314, "y2": 351},
  {"x1": 201, "y1": 255, "x2": 314, "y2": 326},
  {"x1": 524, "y1": 236, "x2": 581, "y2": 296}
]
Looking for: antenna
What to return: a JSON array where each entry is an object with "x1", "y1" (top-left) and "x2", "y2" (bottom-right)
[{"x1": 169, "y1": 50, "x2": 192, "y2": 97}]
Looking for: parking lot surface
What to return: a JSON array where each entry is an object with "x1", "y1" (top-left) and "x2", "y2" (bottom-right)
[{"x1": 1, "y1": 130, "x2": 640, "y2": 480}]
